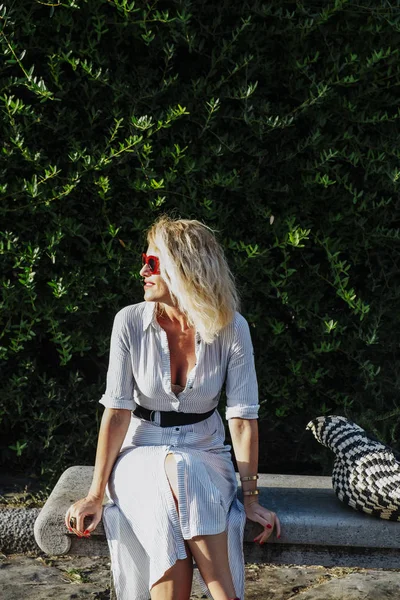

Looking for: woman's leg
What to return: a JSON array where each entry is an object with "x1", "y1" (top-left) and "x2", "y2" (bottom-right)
[
  {"x1": 164, "y1": 454, "x2": 238, "y2": 600},
  {"x1": 187, "y1": 532, "x2": 237, "y2": 600},
  {"x1": 149, "y1": 454, "x2": 194, "y2": 600},
  {"x1": 150, "y1": 544, "x2": 193, "y2": 600}
]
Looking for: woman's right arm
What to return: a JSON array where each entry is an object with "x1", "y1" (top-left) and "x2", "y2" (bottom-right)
[
  {"x1": 64, "y1": 407, "x2": 131, "y2": 537},
  {"x1": 65, "y1": 308, "x2": 135, "y2": 536}
]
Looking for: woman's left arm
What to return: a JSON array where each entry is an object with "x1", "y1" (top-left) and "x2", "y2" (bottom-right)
[{"x1": 229, "y1": 417, "x2": 281, "y2": 544}]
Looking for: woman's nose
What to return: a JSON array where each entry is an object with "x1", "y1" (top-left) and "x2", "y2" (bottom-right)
[{"x1": 140, "y1": 263, "x2": 150, "y2": 277}]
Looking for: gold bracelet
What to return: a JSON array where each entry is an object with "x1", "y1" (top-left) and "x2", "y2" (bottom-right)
[
  {"x1": 242, "y1": 490, "x2": 259, "y2": 496},
  {"x1": 240, "y1": 475, "x2": 259, "y2": 482}
]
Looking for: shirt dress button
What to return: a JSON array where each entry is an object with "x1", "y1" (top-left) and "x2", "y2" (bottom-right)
[{"x1": 175, "y1": 427, "x2": 180, "y2": 431}]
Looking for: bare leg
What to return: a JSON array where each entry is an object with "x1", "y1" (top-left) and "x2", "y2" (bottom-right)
[
  {"x1": 150, "y1": 454, "x2": 193, "y2": 600},
  {"x1": 187, "y1": 532, "x2": 236, "y2": 600},
  {"x1": 150, "y1": 545, "x2": 193, "y2": 600},
  {"x1": 164, "y1": 453, "x2": 238, "y2": 600}
]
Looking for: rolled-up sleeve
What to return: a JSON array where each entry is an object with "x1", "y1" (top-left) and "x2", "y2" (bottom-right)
[
  {"x1": 99, "y1": 309, "x2": 136, "y2": 411},
  {"x1": 225, "y1": 314, "x2": 259, "y2": 420}
]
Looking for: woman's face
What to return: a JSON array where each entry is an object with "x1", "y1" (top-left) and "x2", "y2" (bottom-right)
[{"x1": 140, "y1": 246, "x2": 172, "y2": 305}]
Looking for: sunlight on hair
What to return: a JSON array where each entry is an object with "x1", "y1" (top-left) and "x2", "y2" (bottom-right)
[{"x1": 147, "y1": 215, "x2": 239, "y2": 343}]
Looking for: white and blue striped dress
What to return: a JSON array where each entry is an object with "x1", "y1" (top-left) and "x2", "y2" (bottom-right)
[{"x1": 99, "y1": 301, "x2": 259, "y2": 600}]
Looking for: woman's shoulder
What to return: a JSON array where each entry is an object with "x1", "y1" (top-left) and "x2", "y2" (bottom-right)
[
  {"x1": 229, "y1": 311, "x2": 251, "y2": 332},
  {"x1": 113, "y1": 301, "x2": 150, "y2": 328},
  {"x1": 218, "y1": 311, "x2": 251, "y2": 343}
]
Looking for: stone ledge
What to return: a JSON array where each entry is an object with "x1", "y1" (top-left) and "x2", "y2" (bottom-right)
[
  {"x1": 33, "y1": 468, "x2": 400, "y2": 565},
  {"x1": 243, "y1": 474, "x2": 400, "y2": 550},
  {"x1": 0, "y1": 507, "x2": 41, "y2": 554},
  {"x1": 2, "y1": 467, "x2": 400, "y2": 567}
]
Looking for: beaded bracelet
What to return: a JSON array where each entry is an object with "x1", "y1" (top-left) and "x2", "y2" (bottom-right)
[{"x1": 240, "y1": 475, "x2": 259, "y2": 482}]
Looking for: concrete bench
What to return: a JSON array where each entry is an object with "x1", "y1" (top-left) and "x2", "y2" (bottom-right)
[{"x1": 34, "y1": 467, "x2": 400, "y2": 570}]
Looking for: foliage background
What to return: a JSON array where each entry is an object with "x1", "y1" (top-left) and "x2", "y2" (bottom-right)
[{"x1": 1, "y1": 0, "x2": 400, "y2": 484}]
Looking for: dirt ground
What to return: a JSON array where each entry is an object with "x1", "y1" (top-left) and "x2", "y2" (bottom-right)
[{"x1": 2, "y1": 552, "x2": 400, "y2": 600}]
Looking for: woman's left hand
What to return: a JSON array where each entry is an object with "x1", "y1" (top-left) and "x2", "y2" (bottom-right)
[{"x1": 244, "y1": 500, "x2": 281, "y2": 544}]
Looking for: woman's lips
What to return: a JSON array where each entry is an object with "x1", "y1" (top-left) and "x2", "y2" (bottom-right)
[{"x1": 144, "y1": 282, "x2": 155, "y2": 287}]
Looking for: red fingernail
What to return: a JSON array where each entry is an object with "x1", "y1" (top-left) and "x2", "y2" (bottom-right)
[
  {"x1": 84, "y1": 530, "x2": 90, "y2": 535},
  {"x1": 267, "y1": 524, "x2": 272, "y2": 529}
]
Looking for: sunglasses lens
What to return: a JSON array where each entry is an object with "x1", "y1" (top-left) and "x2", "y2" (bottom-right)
[{"x1": 142, "y1": 254, "x2": 159, "y2": 273}]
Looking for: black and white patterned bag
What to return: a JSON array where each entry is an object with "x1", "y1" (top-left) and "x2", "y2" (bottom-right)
[{"x1": 307, "y1": 415, "x2": 400, "y2": 521}]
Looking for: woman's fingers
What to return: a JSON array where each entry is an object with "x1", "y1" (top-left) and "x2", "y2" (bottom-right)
[
  {"x1": 253, "y1": 531, "x2": 266, "y2": 543},
  {"x1": 65, "y1": 498, "x2": 103, "y2": 538},
  {"x1": 252, "y1": 513, "x2": 271, "y2": 529},
  {"x1": 251, "y1": 508, "x2": 281, "y2": 544},
  {"x1": 259, "y1": 523, "x2": 274, "y2": 543},
  {"x1": 253, "y1": 528, "x2": 273, "y2": 544},
  {"x1": 85, "y1": 515, "x2": 101, "y2": 534},
  {"x1": 65, "y1": 503, "x2": 92, "y2": 537},
  {"x1": 248, "y1": 506, "x2": 275, "y2": 528},
  {"x1": 84, "y1": 504, "x2": 103, "y2": 534},
  {"x1": 75, "y1": 513, "x2": 92, "y2": 536},
  {"x1": 65, "y1": 507, "x2": 76, "y2": 534},
  {"x1": 260, "y1": 528, "x2": 274, "y2": 543}
]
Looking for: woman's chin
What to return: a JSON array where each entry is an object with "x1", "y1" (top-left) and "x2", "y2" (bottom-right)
[{"x1": 144, "y1": 289, "x2": 159, "y2": 302}]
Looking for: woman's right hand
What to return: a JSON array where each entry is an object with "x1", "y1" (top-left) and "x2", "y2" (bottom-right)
[{"x1": 65, "y1": 494, "x2": 104, "y2": 538}]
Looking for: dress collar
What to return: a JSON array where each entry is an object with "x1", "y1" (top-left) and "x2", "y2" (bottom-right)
[{"x1": 142, "y1": 301, "x2": 159, "y2": 331}]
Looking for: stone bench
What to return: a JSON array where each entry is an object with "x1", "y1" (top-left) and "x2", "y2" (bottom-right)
[{"x1": 34, "y1": 467, "x2": 400, "y2": 571}]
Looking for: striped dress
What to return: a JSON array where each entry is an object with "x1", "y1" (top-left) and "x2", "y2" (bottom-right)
[{"x1": 99, "y1": 301, "x2": 259, "y2": 600}]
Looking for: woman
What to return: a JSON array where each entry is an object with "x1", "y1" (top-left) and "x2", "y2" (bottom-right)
[{"x1": 65, "y1": 216, "x2": 280, "y2": 600}]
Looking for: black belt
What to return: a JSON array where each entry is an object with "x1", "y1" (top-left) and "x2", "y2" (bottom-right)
[{"x1": 133, "y1": 405, "x2": 215, "y2": 427}]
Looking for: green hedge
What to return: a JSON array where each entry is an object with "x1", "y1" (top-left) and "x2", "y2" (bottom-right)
[{"x1": 1, "y1": 0, "x2": 400, "y2": 482}]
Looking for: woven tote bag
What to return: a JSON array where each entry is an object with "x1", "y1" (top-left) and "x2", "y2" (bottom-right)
[{"x1": 307, "y1": 415, "x2": 400, "y2": 521}]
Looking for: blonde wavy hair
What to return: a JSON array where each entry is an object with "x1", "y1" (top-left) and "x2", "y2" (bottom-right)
[{"x1": 146, "y1": 216, "x2": 239, "y2": 343}]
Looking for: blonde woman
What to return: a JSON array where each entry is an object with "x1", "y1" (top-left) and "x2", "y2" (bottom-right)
[{"x1": 65, "y1": 216, "x2": 281, "y2": 600}]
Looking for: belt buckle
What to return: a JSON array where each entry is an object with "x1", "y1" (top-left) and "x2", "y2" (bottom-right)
[{"x1": 150, "y1": 410, "x2": 163, "y2": 426}]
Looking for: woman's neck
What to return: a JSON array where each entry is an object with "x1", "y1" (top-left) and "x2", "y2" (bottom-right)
[{"x1": 157, "y1": 302, "x2": 191, "y2": 333}]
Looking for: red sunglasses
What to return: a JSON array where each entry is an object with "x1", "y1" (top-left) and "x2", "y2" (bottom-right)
[{"x1": 142, "y1": 253, "x2": 160, "y2": 275}]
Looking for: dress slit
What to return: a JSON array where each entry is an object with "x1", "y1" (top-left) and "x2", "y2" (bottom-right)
[{"x1": 103, "y1": 412, "x2": 246, "y2": 600}]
